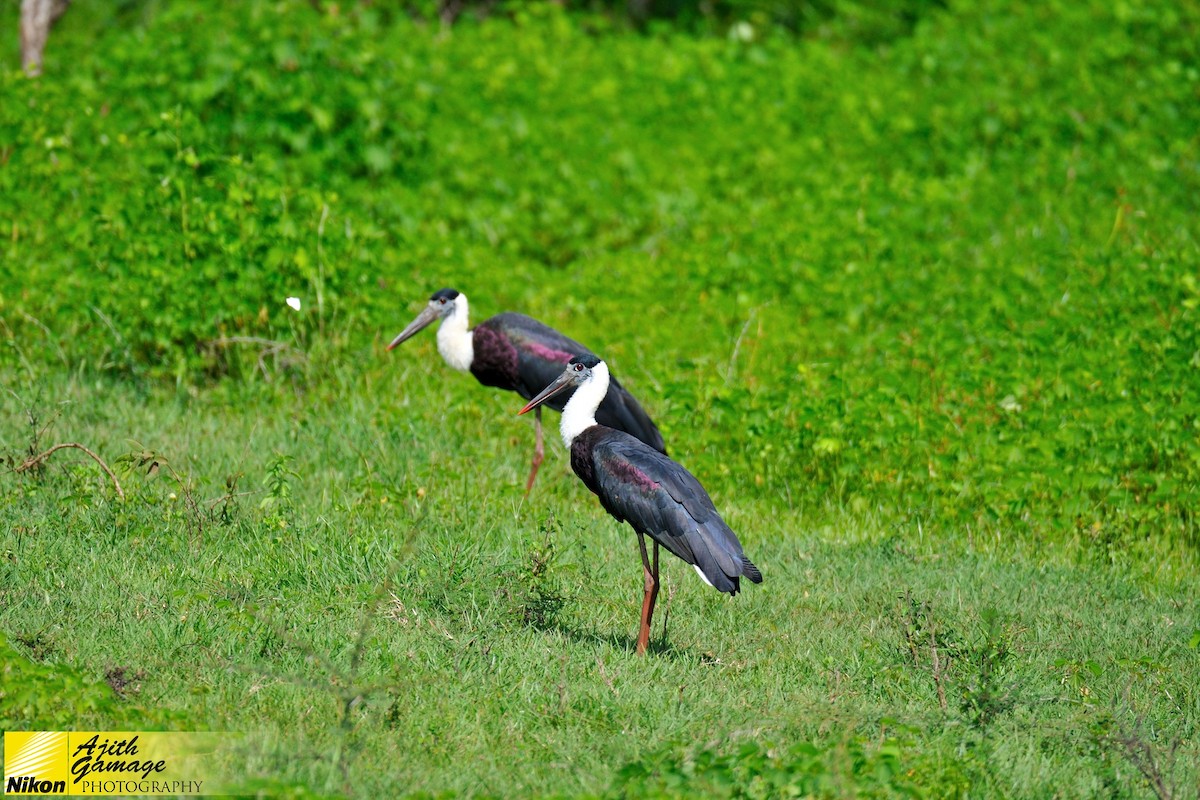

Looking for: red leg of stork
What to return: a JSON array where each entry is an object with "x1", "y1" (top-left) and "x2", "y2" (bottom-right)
[
  {"x1": 636, "y1": 533, "x2": 660, "y2": 655},
  {"x1": 524, "y1": 406, "x2": 545, "y2": 495}
]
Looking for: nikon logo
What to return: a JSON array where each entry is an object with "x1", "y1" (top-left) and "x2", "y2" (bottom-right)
[
  {"x1": 4, "y1": 731, "x2": 68, "y2": 794},
  {"x1": 6, "y1": 775, "x2": 67, "y2": 794}
]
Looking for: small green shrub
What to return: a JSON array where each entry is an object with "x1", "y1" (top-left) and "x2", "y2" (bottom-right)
[
  {"x1": 608, "y1": 736, "x2": 924, "y2": 799},
  {"x1": 0, "y1": 633, "x2": 185, "y2": 730}
]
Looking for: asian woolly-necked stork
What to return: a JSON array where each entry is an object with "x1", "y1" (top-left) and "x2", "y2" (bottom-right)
[
  {"x1": 387, "y1": 288, "x2": 666, "y2": 492},
  {"x1": 519, "y1": 355, "x2": 762, "y2": 655}
]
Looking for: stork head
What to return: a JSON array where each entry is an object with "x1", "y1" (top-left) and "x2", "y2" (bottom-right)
[
  {"x1": 518, "y1": 355, "x2": 604, "y2": 415},
  {"x1": 386, "y1": 288, "x2": 464, "y2": 351}
]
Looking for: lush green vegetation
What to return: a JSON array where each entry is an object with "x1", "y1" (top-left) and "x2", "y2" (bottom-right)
[{"x1": 2, "y1": 0, "x2": 1198, "y2": 796}]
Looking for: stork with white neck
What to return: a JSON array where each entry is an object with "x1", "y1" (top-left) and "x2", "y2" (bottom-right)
[
  {"x1": 387, "y1": 288, "x2": 666, "y2": 492},
  {"x1": 519, "y1": 355, "x2": 762, "y2": 655}
]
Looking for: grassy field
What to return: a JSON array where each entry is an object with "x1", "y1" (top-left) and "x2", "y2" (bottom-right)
[{"x1": 2, "y1": 0, "x2": 1199, "y2": 797}]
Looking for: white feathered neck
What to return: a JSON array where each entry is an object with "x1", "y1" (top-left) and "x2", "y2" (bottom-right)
[
  {"x1": 559, "y1": 362, "x2": 609, "y2": 447},
  {"x1": 436, "y1": 293, "x2": 474, "y2": 372}
]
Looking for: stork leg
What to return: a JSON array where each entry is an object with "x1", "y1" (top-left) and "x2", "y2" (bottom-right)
[
  {"x1": 636, "y1": 533, "x2": 660, "y2": 656},
  {"x1": 524, "y1": 406, "x2": 545, "y2": 495}
]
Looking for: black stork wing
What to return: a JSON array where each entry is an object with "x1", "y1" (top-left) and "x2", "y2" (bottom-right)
[
  {"x1": 575, "y1": 428, "x2": 762, "y2": 595},
  {"x1": 483, "y1": 313, "x2": 667, "y2": 454},
  {"x1": 483, "y1": 313, "x2": 586, "y2": 403}
]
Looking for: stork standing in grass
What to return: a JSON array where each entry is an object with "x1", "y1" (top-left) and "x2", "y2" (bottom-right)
[
  {"x1": 519, "y1": 355, "x2": 762, "y2": 654},
  {"x1": 387, "y1": 288, "x2": 665, "y2": 492}
]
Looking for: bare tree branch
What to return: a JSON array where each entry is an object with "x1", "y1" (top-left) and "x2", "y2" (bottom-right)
[
  {"x1": 20, "y1": 0, "x2": 70, "y2": 76},
  {"x1": 15, "y1": 441, "x2": 125, "y2": 500}
]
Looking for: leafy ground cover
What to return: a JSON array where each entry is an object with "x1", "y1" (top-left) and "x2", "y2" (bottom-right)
[{"x1": 1, "y1": 0, "x2": 1198, "y2": 796}]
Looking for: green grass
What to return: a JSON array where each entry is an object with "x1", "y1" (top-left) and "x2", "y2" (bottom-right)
[
  {"x1": 2, "y1": 0, "x2": 1200, "y2": 796},
  {"x1": 2, "y1": 375, "x2": 1197, "y2": 797}
]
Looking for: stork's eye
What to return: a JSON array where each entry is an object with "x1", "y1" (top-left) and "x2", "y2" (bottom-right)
[
  {"x1": 574, "y1": 364, "x2": 584, "y2": 371},
  {"x1": 438, "y1": 298, "x2": 447, "y2": 305}
]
